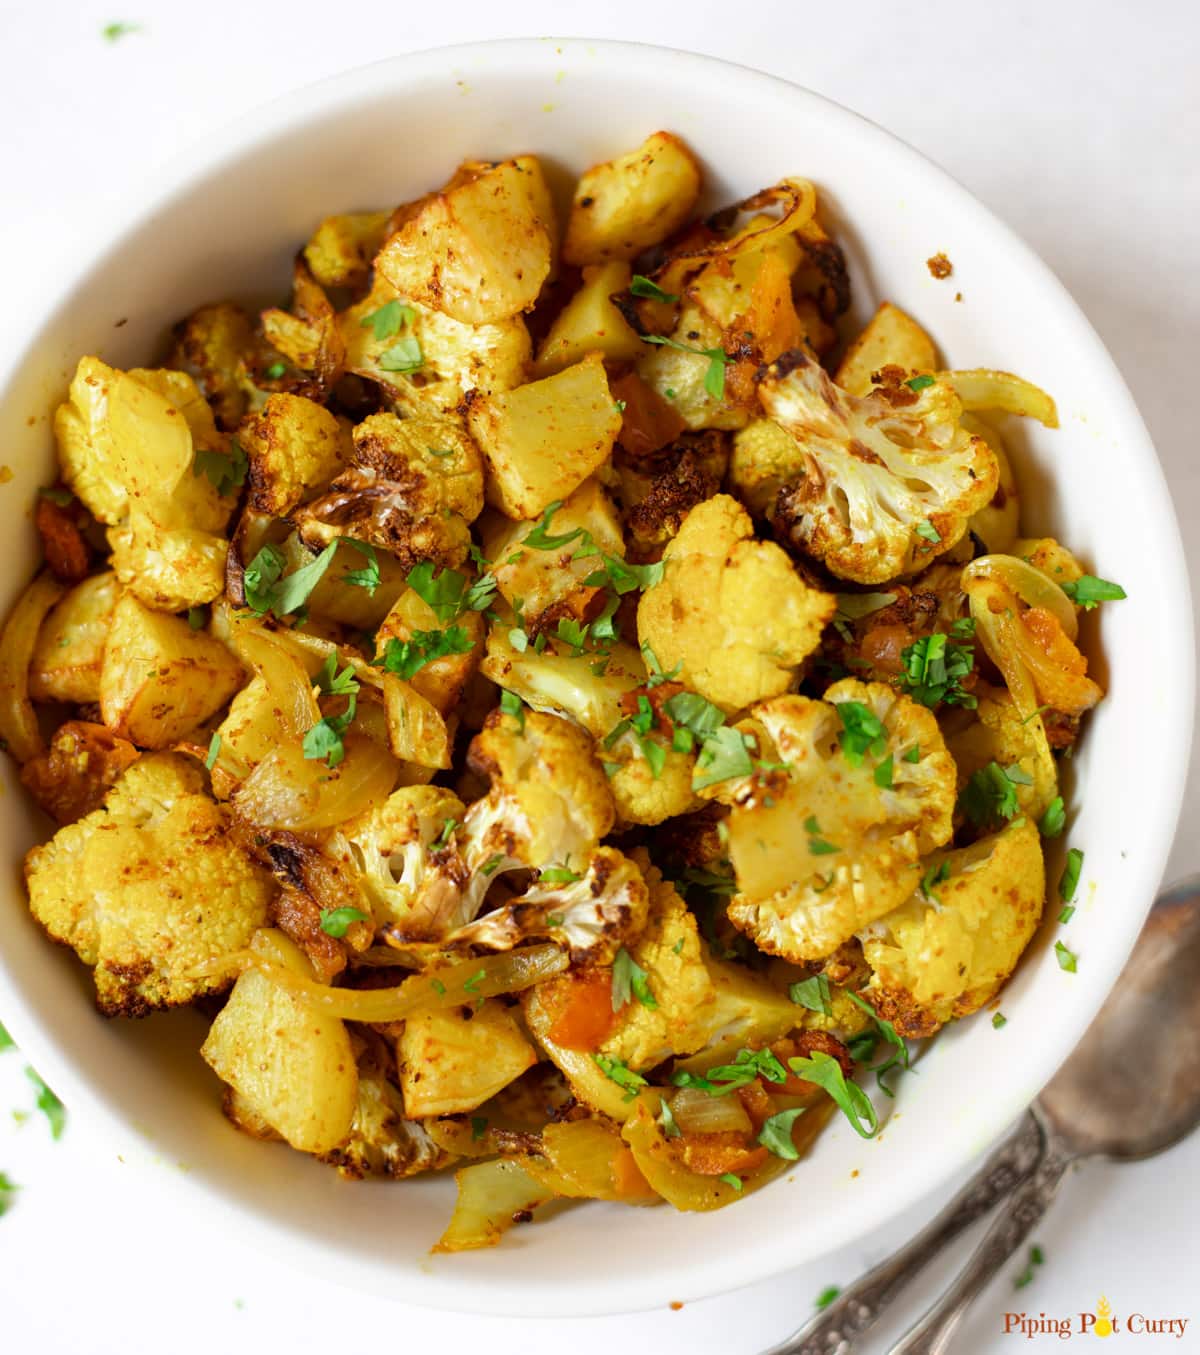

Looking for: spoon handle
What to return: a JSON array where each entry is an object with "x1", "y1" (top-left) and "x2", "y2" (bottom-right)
[
  {"x1": 885, "y1": 1118, "x2": 1075, "y2": 1355},
  {"x1": 761, "y1": 1111, "x2": 1043, "y2": 1355}
]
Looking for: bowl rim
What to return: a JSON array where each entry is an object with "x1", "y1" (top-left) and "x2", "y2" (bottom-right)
[{"x1": 0, "y1": 35, "x2": 1193, "y2": 1316}]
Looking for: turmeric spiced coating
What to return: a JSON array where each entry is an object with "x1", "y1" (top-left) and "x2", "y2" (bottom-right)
[{"x1": 0, "y1": 130, "x2": 1117, "y2": 1251}]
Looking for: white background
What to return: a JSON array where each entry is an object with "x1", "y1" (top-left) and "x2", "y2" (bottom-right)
[{"x1": 1, "y1": 1, "x2": 1198, "y2": 1349}]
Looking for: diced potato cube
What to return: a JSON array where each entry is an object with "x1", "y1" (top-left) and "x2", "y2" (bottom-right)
[
  {"x1": 398, "y1": 999, "x2": 538, "y2": 1117},
  {"x1": 201, "y1": 930, "x2": 358, "y2": 1154},
  {"x1": 482, "y1": 478, "x2": 623, "y2": 623},
  {"x1": 241, "y1": 393, "x2": 351, "y2": 516},
  {"x1": 533, "y1": 262, "x2": 644, "y2": 376},
  {"x1": 563, "y1": 132, "x2": 701, "y2": 266},
  {"x1": 377, "y1": 160, "x2": 553, "y2": 325},
  {"x1": 835, "y1": 302, "x2": 938, "y2": 396},
  {"x1": 303, "y1": 210, "x2": 391, "y2": 289},
  {"x1": 29, "y1": 572, "x2": 119, "y2": 703},
  {"x1": 467, "y1": 354, "x2": 622, "y2": 518},
  {"x1": 100, "y1": 592, "x2": 243, "y2": 747},
  {"x1": 382, "y1": 674, "x2": 452, "y2": 770}
]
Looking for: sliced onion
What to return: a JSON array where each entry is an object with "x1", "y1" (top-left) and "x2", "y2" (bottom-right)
[
  {"x1": 532, "y1": 1118, "x2": 659, "y2": 1204},
  {"x1": 231, "y1": 732, "x2": 396, "y2": 830},
  {"x1": 0, "y1": 572, "x2": 67, "y2": 763},
  {"x1": 232, "y1": 628, "x2": 320, "y2": 737},
  {"x1": 433, "y1": 1158, "x2": 557, "y2": 1253},
  {"x1": 240, "y1": 939, "x2": 568, "y2": 1023},
  {"x1": 668, "y1": 1086, "x2": 754, "y2": 1137},
  {"x1": 963, "y1": 555, "x2": 1078, "y2": 640},
  {"x1": 940, "y1": 369, "x2": 1059, "y2": 428}
]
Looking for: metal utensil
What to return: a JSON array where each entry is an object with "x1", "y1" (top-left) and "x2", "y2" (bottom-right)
[{"x1": 766, "y1": 876, "x2": 1200, "y2": 1355}]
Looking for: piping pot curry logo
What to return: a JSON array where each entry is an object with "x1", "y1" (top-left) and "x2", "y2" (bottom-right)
[{"x1": 1003, "y1": 1297, "x2": 1191, "y2": 1340}]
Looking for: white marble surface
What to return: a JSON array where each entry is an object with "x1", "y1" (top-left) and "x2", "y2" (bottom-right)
[{"x1": 1, "y1": 0, "x2": 1198, "y2": 1349}]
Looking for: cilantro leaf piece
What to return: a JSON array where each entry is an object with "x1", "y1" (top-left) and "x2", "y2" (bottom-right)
[
  {"x1": 873, "y1": 754, "x2": 895, "y2": 788},
  {"x1": 315, "y1": 654, "x2": 360, "y2": 698},
  {"x1": 919, "y1": 859, "x2": 951, "y2": 905},
  {"x1": 102, "y1": 21, "x2": 140, "y2": 41},
  {"x1": 897, "y1": 632, "x2": 977, "y2": 709},
  {"x1": 378, "y1": 335, "x2": 423, "y2": 373},
  {"x1": 719, "y1": 1172, "x2": 743, "y2": 1191},
  {"x1": 1058, "y1": 905, "x2": 1075, "y2": 924},
  {"x1": 815, "y1": 1286, "x2": 842, "y2": 1310},
  {"x1": 915, "y1": 519, "x2": 941, "y2": 544},
  {"x1": 1060, "y1": 575, "x2": 1126, "y2": 609},
  {"x1": 0, "y1": 1171, "x2": 17, "y2": 1217},
  {"x1": 462, "y1": 969, "x2": 487, "y2": 994},
  {"x1": 640, "y1": 334, "x2": 731, "y2": 400},
  {"x1": 24, "y1": 1067, "x2": 66, "y2": 1139},
  {"x1": 630, "y1": 275, "x2": 680, "y2": 303},
  {"x1": 342, "y1": 540, "x2": 380, "y2": 594},
  {"x1": 1059, "y1": 847, "x2": 1083, "y2": 903},
  {"x1": 905, "y1": 374, "x2": 935, "y2": 392},
  {"x1": 377, "y1": 626, "x2": 473, "y2": 680},
  {"x1": 788, "y1": 974, "x2": 832, "y2": 1015},
  {"x1": 1054, "y1": 940, "x2": 1078, "y2": 973},
  {"x1": 787, "y1": 1049, "x2": 878, "y2": 1138},
  {"x1": 470, "y1": 1116, "x2": 488, "y2": 1141},
  {"x1": 360, "y1": 299, "x2": 415, "y2": 341},
  {"x1": 673, "y1": 1047, "x2": 787, "y2": 1097},
  {"x1": 499, "y1": 689, "x2": 525, "y2": 730},
  {"x1": 957, "y1": 761, "x2": 1024, "y2": 829},
  {"x1": 320, "y1": 907, "x2": 368, "y2": 938},
  {"x1": 992, "y1": 1012, "x2": 1008, "y2": 1029},
  {"x1": 593, "y1": 1053, "x2": 648, "y2": 1102},
  {"x1": 757, "y1": 1106, "x2": 808, "y2": 1161},
  {"x1": 302, "y1": 690, "x2": 357, "y2": 768},
  {"x1": 186, "y1": 606, "x2": 206, "y2": 631},
  {"x1": 611, "y1": 947, "x2": 657, "y2": 1012},
  {"x1": 584, "y1": 554, "x2": 665, "y2": 595},
  {"x1": 658, "y1": 1099, "x2": 682, "y2": 1138},
  {"x1": 405, "y1": 562, "x2": 471, "y2": 622},
  {"x1": 263, "y1": 361, "x2": 287, "y2": 381},
  {"x1": 835, "y1": 700, "x2": 887, "y2": 767},
  {"x1": 692, "y1": 725, "x2": 753, "y2": 790},
  {"x1": 541, "y1": 864, "x2": 583, "y2": 885},
  {"x1": 0, "y1": 1021, "x2": 14, "y2": 1051},
  {"x1": 522, "y1": 500, "x2": 589, "y2": 551},
  {"x1": 845, "y1": 991, "x2": 911, "y2": 1096},
  {"x1": 204, "y1": 732, "x2": 221, "y2": 771},
  {"x1": 434, "y1": 818, "x2": 459, "y2": 850},
  {"x1": 244, "y1": 540, "x2": 339, "y2": 618},
  {"x1": 663, "y1": 691, "x2": 725, "y2": 741},
  {"x1": 805, "y1": 814, "x2": 840, "y2": 856},
  {"x1": 903, "y1": 744, "x2": 921, "y2": 764},
  {"x1": 192, "y1": 439, "x2": 248, "y2": 496},
  {"x1": 1038, "y1": 796, "x2": 1066, "y2": 838}
]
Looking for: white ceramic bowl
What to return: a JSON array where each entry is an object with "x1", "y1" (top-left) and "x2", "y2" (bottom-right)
[{"x1": 0, "y1": 38, "x2": 1192, "y2": 1317}]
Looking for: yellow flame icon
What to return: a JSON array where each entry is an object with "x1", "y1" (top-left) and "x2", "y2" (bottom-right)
[{"x1": 1094, "y1": 1296, "x2": 1114, "y2": 1338}]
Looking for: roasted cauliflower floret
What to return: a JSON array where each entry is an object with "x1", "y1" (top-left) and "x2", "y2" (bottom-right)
[
  {"x1": 55, "y1": 359, "x2": 238, "y2": 609},
  {"x1": 167, "y1": 301, "x2": 257, "y2": 430},
  {"x1": 858, "y1": 818, "x2": 1045, "y2": 1037},
  {"x1": 616, "y1": 431, "x2": 729, "y2": 559},
  {"x1": 461, "y1": 707, "x2": 616, "y2": 877},
  {"x1": 320, "y1": 1038, "x2": 455, "y2": 1180},
  {"x1": 24, "y1": 754, "x2": 273, "y2": 1015},
  {"x1": 241, "y1": 392, "x2": 351, "y2": 517},
  {"x1": 637, "y1": 494, "x2": 834, "y2": 713},
  {"x1": 596, "y1": 859, "x2": 718, "y2": 1070},
  {"x1": 713, "y1": 681, "x2": 956, "y2": 962},
  {"x1": 606, "y1": 742, "x2": 701, "y2": 827},
  {"x1": 754, "y1": 352, "x2": 998, "y2": 584},
  {"x1": 293, "y1": 410, "x2": 481, "y2": 568},
  {"x1": 448, "y1": 847, "x2": 650, "y2": 965}
]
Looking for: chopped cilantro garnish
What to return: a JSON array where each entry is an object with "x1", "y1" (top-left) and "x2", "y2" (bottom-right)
[
  {"x1": 593, "y1": 1053, "x2": 648, "y2": 1102},
  {"x1": 992, "y1": 1012, "x2": 1007, "y2": 1029},
  {"x1": 1060, "y1": 575, "x2": 1126, "y2": 609},
  {"x1": 845, "y1": 991, "x2": 911, "y2": 1096},
  {"x1": 915, "y1": 519, "x2": 941, "y2": 544},
  {"x1": 315, "y1": 653, "x2": 360, "y2": 698},
  {"x1": 719, "y1": 1173, "x2": 743, "y2": 1191},
  {"x1": 378, "y1": 335, "x2": 423, "y2": 373},
  {"x1": 244, "y1": 540, "x2": 339, "y2": 618},
  {"x1": 480, "y1": 854, "x2": 505, "y2": 877},
  {"x1": 1059, "y1": 847, "x2": 1083, "y2": 903},
  {"x1": 1054, "y1": 940, "x2": 1078, "y2": 973},
  {"x1": 804, "y1": 816, "x2": 840, "y2": 856},
  {"x1": 874, "y1": 754, "x2": 895, "y2": 788},
  {"x1": 193, "y1": 440, "x2": 248, "y2": 496},
  {"x1": 377, "y1": 625, "x2": 473, "y2": 680},
  {"x1": 521, "y1": 500, "x2": 589, "y2": 551},
  {"x1": 24, "y1": 1067, "x2": 66, "y2": 1140},
  {"x1": 405, "y1": 561, "x2": 494, "y2": 622},
  {"x1": 897, "y1": 632, "x2": 976, "y2": 709},
  {"x1": 630, "y1": 275, "x2": 680, "y2": 303},
  {"x1": 0, "y1": 1171, "x2": 17, "y2": 1216},
  {"x1": 499, "y1": 689, "x2": 525, "y2": 730},
  {"x1": 582, "y1": 554, "x2": 664, "y2": 595},
  {"x1": 835, "y1": 700, "x2": 887, "y2": 767},
  {"x1": 658, "y1": 1099, "x2": 682, "y2": 1138},
  {"x1": 788, "y1": 974, "x2": 832, "y2": 1015},
  {"x1": 958, "y1": 761, "x2": 1026, "y2": 829},
  {"x1": 1039, "y1": 796, "x2": 1066, "y2": 838},
  {"x1": 434, "y1": 818, "x2": 459, "y2": 849},
  {"x1": 640, "y1": 334, "x2": 731, "y2": 399},
  {"x1": 462, "y1": 969, "x2": 487, "y2": 994},
  {"x1": 263, "y1": 361, "x2": 287, "y2": 380},
  {"x1": 612, "y1": 947, "x2": 657, "y2": 1012},
  {"x1": 1058, "y1": 905, "x2": 1076, "y2": 924},
  {"x1": 470, "y1": 1116, "x2": 488, "y2": 1141},
  {"x1": 815, "y1": 1286, "x2": 842, "y2": 1310},
  {"x1": 692, "y1": 725, "x2": 754, "y2": 790},
  {"x1": 672, "y1": 1047, "x2": 787, "y2": 1096},
  {"x1": 920, "y1": 859, "x2": 951, "y2": 905},
  {"x1": 204, "y1": 732, "x2": 221, "y2": 771},
  {"x1": 541, "y1": 864, "x2": 582, "y2": 884},
  {"x1": 758, "y1": 1106, "x2": 808, "y2": 1160},
  {"x1": 788, "y1": 1050, "x2": 878, "y2": 1137},
  {"x1": 186, "y1": 606, "x2": 206, "y2": 631},
  {"x1": 905, "y1": 374, "x2": 935, "y2": 392},
  {"x1": 319, "y1": 907, "x2": 367, "y2": 938},
  {"x1": 431, "y1": 978, "x2": 447, "y2": 996},
  {"x1": 1013, "y1": 1243, "x2": 1046, "y2": 1289},
  {"x1": 342, "y1": 540, "x2": 380, "y2": 595},
  {"x1": 903, "y1": 744, "x2": 921, "y2": 764},
  {"x1": 360, "y1": 299, "x2": 415, "y2": 341},
  {"x1": 101, "y1": 20, "x2": 140, "y2": 41},
  {"x1": 0, "y1": 1022, "x2": 13, "y2": 1051}
]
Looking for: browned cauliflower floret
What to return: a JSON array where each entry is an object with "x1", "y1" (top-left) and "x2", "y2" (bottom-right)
[
  {"x1": 241, "y1": 392, "x2": 351, "y2": 518},
  {"x1": 751, "y1": 352, "x2": 998, "y2": 584},
  {"x1": 857, "y1": 818, "x2": 1045, "y2": 1037},
  {"x1": 293, "y1": 411, "x2": 481, "y2": 569},
  {"x1": 710, "y1": 680, "x2": 955, "y2": 962},
  {"x1": 615, "y1": 431, "x2": 728, "y2": 559},
  {"x1": 55, "y1": 359, "x2": 238, "y2": 609},
  {"x1": 24, "y1": 754, "x2": 273, "y2": 1015},
  {"x1": 945, "y1": 683, "x2": 1059, "y2": 822},
  {"x1": 167, "y1": 301, "x2": 257, "y2": 430},
  {"x1": 637, "y1": 494, "x2": 835, "y2": 714}
]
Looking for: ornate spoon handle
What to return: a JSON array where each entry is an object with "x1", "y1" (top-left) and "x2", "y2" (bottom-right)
[
  {"x1": 762, "y1": 1110, "x2": 1044, "y2": 1355},
  {"x1": 886, "y1": 1117, "x2": 1075, "y2": 1355}
]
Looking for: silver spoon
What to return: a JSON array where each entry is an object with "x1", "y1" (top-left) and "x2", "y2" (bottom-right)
[{"x1": 766, "y1": 876, "x2": 1200, "y2": 1355}]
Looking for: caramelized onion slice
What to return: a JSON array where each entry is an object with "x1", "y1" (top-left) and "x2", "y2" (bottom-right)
[
  {"x1": 231, "y1": 732, "x2": 397, "y2": 830},
  {"x1": 0, "y1": 572, "x2": 67, "y2": 763}
]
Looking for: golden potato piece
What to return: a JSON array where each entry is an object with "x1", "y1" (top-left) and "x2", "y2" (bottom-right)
[
  {"x1": 100, "y1": 592, "x2": 243, "y2": 747},
  {"x1": 241, "y1": 393, "x2": 351, "y2": 517},
  {"x1": 29, "y1": 571, "x2": 119, "y2": 703},
  {"x1": 533, "y1": 262, "x2": 644, "y2": 376},
  {"x1": 201, "y1": 930, "x2": 358, "y2": 1154},
  {"x1": 835, "y1": 301, "x2": 938, "y2": 396},
  {"x1": 377, "y1": 160, "x2": 553, "y2": 325},
  {"x1": 398, "y1": 999, "x2": 538, "y2": 1118},
  {"x1": 563, "y1": 132, "x2": 701, "y2": 265},
  {"x1": 468, "y1": 353, "x2": 622, "y2": 519}
]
